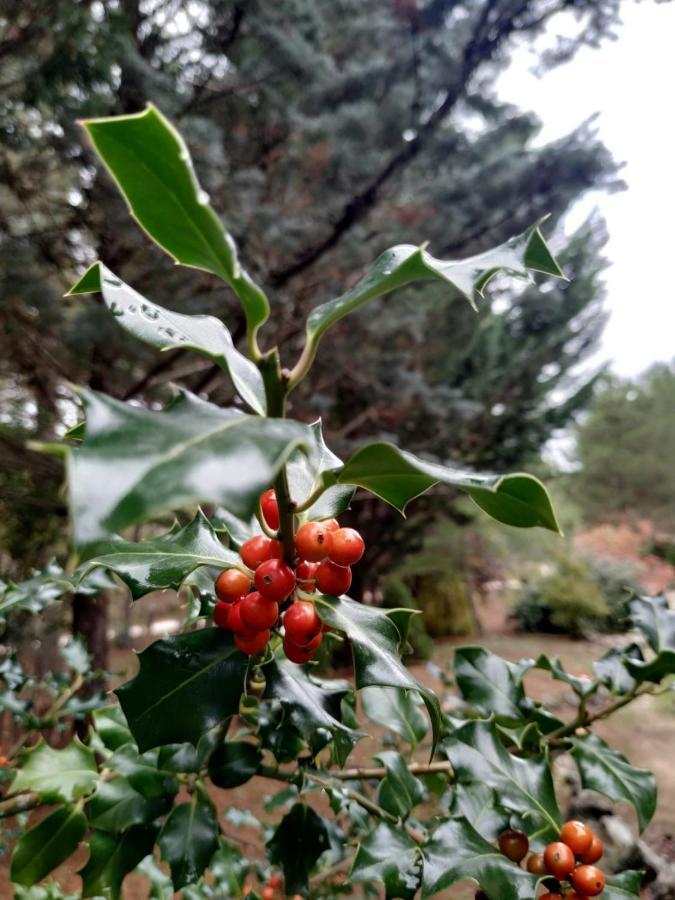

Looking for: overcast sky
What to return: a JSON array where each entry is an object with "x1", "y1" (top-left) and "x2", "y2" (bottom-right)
[{"x1": 498, "y1": 1, "x2": 674, "y2": 378}]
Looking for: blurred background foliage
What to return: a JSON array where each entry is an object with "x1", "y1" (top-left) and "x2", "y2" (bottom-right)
[{"x1": 1, "y1": 0, "x2": 673, "y2": 661}]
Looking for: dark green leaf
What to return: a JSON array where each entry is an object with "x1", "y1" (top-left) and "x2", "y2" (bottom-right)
[
  {"x1": 630, "y1": 594, "x2": 675, "y2": 652},
  {"x1": 351, "y1": 822, "x2": 421, "y2": 900},
  {"x1": 10, "y1": 739, "x2": 98, "y2": 803},
  {"x1": 11, "y1": 805, "x2": 87, "y2": 886},
  {"x1": 361, "y1": 686, "x2": 428, "y2": 747},
  {"x1": 0, "y1": 562, "x2": 75, "y2": 618},
  {"x1": 80, "y1": 105, "x2": 270, "y2": 335},
  {"x1": 267, "y1": 803, "x2": 330, "y2": 896},
  {"x1": 88, "y1": 777, "x2": 170, "y2": 833},
  {"x1": 454, "y1": 647, "x2": 526, "y2": 720},
  {"x1": 602, "y1": 870, "x2": 644, "y2": 900},
  {"x1": 157, "y1": 743, "x2": 199, "y2": 774},
  {"x1": 78, "y1": 511, "x2": 241, "y2": 600},
  {"x1": 80, "y1": 825, "x2": 158, "y2": 899},
  {"x1": 332, "y1": 442, "x2": 560, "y2": 532},
  {"x1": 316, "y1": 594, "x2": 441, "y2": 754},
  {"x1": 68, "y1": 387, "x2": 310, "y2": 551},
  {"x1": 421, "y1": 816, "x2": 540, "y2": 899},
  {"x1": 92, "y1": 704, "x2": 133, "y2": 752},
  {"x1": 593, "y1": 645, "x2": 642, "y2": 694},
  {"x1": 442, "y1": 720, "x2": 561, "y2": 832},
  {"x1": 625, "y1": 650, "x2": 675, "y2": 684},
  {"x1": 450, "y1": 783, "x2": 511, "y2": 843},
  {"x1": 208, "y1": 741, "x2": 261, "y2": 789},
  {"x1": 68, "y1": 262, "x2": 266, "y2": 415},
  {"x1": 107, "y1": 745, "x2": 179, "y2": 800},
  {"x1": 572, "y1": 735, "x2": 656, "y2": 831},
  {"x1": 287, "y1": 420, "x2": 354, "y2": 518},
  {"x1": 116, "y1": 628, "x2": 248, "y2": 751},
  {"x1": 158, "y1": 788, "x2": 219, "y2": 889},
  {"x1": 532, "y1": 654, "x2": 599, "y2": 698},
  {"x1": 374, "y1": 751, "x2": 425, "y2": 820}
]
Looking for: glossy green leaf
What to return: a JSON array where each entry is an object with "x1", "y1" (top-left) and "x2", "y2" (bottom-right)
[
  {"x1": 68, "y1": 387, "x2": 310, "y2": 551},
  {"x1": 10, "y1": 739, "x2": 98, "y2": 803},
  {"x1": 116, "y1": 629, "x2": 248, "y2": 751},
  {"x1": 0, "y1": 561, "x2": 112, "y2": 618},
  {"x1": 267, "y1": 803, "x2": 330, "y2": 896},
  {"x1": 450, "y1": 782, "x2": 511, "y2": 843},
  {"x1": 287, "y1": 420, "x2": 354, "y2": 519},
  {"x1": 454, "y1": 647, "x2": 527, "y2": 720},
  {"x1": 80, "y1": 825, "x2": 158, "y2": 899},
  {"x1": 81, "y1": 105, "x2": 270, "y2": 336},
  {"x1": 298, "y1": 221, "x2": 562, "y2": 375},
  {"x1": 361, "y1": 686, "x2": 428, "y2": 747},
  {"x1": 157, "y1": 742, "x2": 200, "y2": 774},
  {"x1": 625, "y1": 650, "x2": 675, "y2": 684},
  {"x1": 351, "y1": 822, "x2": 421, "y2": 900},
  {"x1": 92, "y1": 704, "x2": 134, "y2": 752},
  {"x1": 331, "y1": 442, "x2": 560, "y2": 531},
  {"x1": 593, "y1": 645, "x2": 642, "y2": 694},
  {"x1": 442, "y1": 720, "x2": 561, "y2": 832},
  {"x1": 11, "y1": 805, "x2": 87, "y2": 887},
  {"x1": 208, "y1": 741, "x2": 261, "y2": 789},
  {"x1": 107, "y1": 745, "x2": 179, "y2": 800},
  {"x1": 263, "y1": 657, "x2": 361, "y2": 767},
  {"x1": 630, "y1": 594, "x2": 675, "y2": 652},
  {"x1": 158, "y1": 788, "x2": 219, "y2": 890},
  {"x1": 88, "y1": 777, "x2": 170, "y2": 833},
  {"x1": 375, "y1": 751, "x2": 425, "y2": 820},
  {"x1": 421, "y1": 816, "x2": 540, "y2": 899},
  {"x1": 532, "y1": 654, "x2": 599, "y2": 698},
  {"x1": 572, "y1": 735, "x2": 656, "y2": 831},
  {"x1": 68, "y1": 262, "x2": 266, "y2": 415},
  {"x1": 316, "y1": 594, "x2": 441, "y2": 753},
  {"x1": 78, "y1": 511, "x2": 241, "y2": 600},
  {"x1": 602, "y1": 870, "x2": 643, "y2": 900}
]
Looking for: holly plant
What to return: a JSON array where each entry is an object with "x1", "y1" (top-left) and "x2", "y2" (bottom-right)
[{"x1": 0, "y1": 106, "x2": 668, "y2": 899}]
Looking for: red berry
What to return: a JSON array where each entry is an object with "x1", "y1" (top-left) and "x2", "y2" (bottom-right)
[
  {"x1": 283, "y1": 638, "x2": 315, "y2": 664},
  {"x1": 296, "y1": 560, "x2": 319, "y2": 591},
  {"x1": 255, "y1": 559, "x2": 296, "y2": 602},
  {"x1": 213, "y1": 600, "x2": 231, "y2": 630},
  {"x1": 560, "y1": 820, "x2": 594, "y2": 857},
  {"x1": 261, "y1": 888, "x2": 275, "y2": 900},
  {"x1": 329, "y1": 527, "x2": 365, "y2": 566},
  {"x1": 526, "y1": 852, "x2": 547, "y2": 875},
  {"x1": 240, "y1": 535, "x2": 281, "y2": 570},
  {"x1": 284, "y1": 600, "x2": 322, "y2": 647},
  {"x1": 295, "y1": 521, "x2": 333, "y2": 562},
  {"x1": 260, "y1": 489, "x2": 280, "y2": 530},
  {"x1": 240, "y1": 591, "x2": 279, "y2": 631},
  {"x1": 215, "y1": 568, "x2": 251, "y2": 603},
  {"x1": 498, "y1": 829, "x2": 529, "y2": 863},
  {"x1": 236, "y1": 629, "x2": 270, "y2": 656},
  {"x1": 538, "y1": 894, "x2": 563, "y2": 900},
  {"x1": 267, "y1": 875, "x2": 283, "y2": 890},
  {"x1": 227, "y1": 601, "x2": 258, "y2": 641},
  {"x1": 544, "y1": 842, "x2": 576, "y2": 880},
  {"x1": 579, "y1": 834, "x2": 604, "y2": 865},
  {"x1": 286, "y1": 631, "x2": 323, "y2": 654},
  {"x1": 322, "y1": 518, "x2": 340, "y2": 532},
  {"x1": 316, "y1": 559, "x2": 352, "y2": 595},
  {"x1": 570, "y1": 865, "x2": 605, "y2": 896}
]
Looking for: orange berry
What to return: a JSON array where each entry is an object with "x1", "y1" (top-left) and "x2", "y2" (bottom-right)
[
  {"x1": 215, "y1": 568, "x2": 251, "y2": 603},
  {"x1": 322, "y1": 518, "x2": 340, "y2": 531},
  {"x1": 295, "y1": 521, "x2": 333, "y2": 562},
  {"x1": 240, "y1": 535, "x2": 281, "y2": 569},
  {"x1": 235, "y1": 629, "x2": 270, "y2": 656},
  {"x1": 213, "y1": 600, "x2": 231, "y2": 630},
  {"x1": 570, "y1": 864, "x2": 605, "y2": 896},
  {"x1": 579, "y1": 834, "x2": 604, "y2": 865},
  {"x1": 543, "y1": 842, "x2": 576, "y2": 880},
  {"x1": 526, "y1": 852, "x2": 547, "y2": 875},
  {"x1": 260, "y1": 489, "x2": 280, "y2": 529},
  {"x1": 560, "y1": 820, "x2": 594, "y2": 856},
  {"x1": 261, "y1": 887, "x2": 275, "y2": 900},
  {"x1": 329, "y1": 527, "x2": 365, "y2": 566},
  {"x1": 240, "y1": 591, "x2": 279, "y2": 631},
  {"x1": 498, "y1": 829, "x2": 529, "y2": 863},
  {"x1": 316, "y1": 559, "x2": 352, "y2": 595}
]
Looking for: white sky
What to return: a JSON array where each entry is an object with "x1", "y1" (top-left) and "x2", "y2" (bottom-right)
[{"x1": 498, "y1": 1, "x2": 675, "y2": 378}]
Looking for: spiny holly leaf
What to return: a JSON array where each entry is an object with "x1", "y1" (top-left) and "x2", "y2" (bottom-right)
[
  {"x1": 532, "y1": 654, "x2": 599, "y2": 698},
  {"x1": 68, "y1": 387, "x2": 311, "y2": 551},
  {"x1": 107, "y1": 745, "x2": 179, "y2": 800},
  {"x1": 10, "y1": 739, "x2": 98, "y2": 803},
  {"x1": 0, "y1": 562, "x2": 112, "y2": 618},
  {"x1": 454, "y1": 647, "x2": 527, "y2": 720},
  {"x1": 602, "y1": 870, "x2": 644, "y2": 899},
  {"x1": 351, "y1": 822, "x2": 421, "y2": 900},
  {"x1": 330, "y1": 442, "x2": 560, "y2": 532},
  {"x1": 263, "y1": 657, "x2": 361, "y2": 767},
  {"x1": 208, "y1": 741, "x2": 261, "y2": 789},
  {"x1": 80, "y1": 825, "x2": 158, "y2": 899},
  {"x1": 572, "y1": 735, "x2": 656, "y2": 832},
  {"x1": 361, "y1": 686, "x2": 428, "y2": 747},
  {"x1": 158, "y1": 788, "x2": 219, "y2": 890},
  {"x1": 442, "y1": 720, "x2": 561, "y2": 833},
  {"x1": 92, "y1": 704, "x2": 134, "y2": 753},
  {"x1": 316, "y1": 594, "x2": 441, "y2": 754},
  {"x1": 267, "y1": 803, "x2": 330, "y2": 896},
  {"x1": 81, "y1": 105, "x2": 270, "y2": 336},
  {"x1": 630, "y1": 594, "x2": 675, "y2": 652},
  {"x1": 422, "y1": 817, "x2": 540, "y2": 899},
  {"x1": 450, "y1": 783, "x2": 511, "y2": 843},
  {"x1": 625, "y1": 650, "x2": 675, "y2": 684},
  {"x1": 116, "y1": 629, "x2": 248, "y2": 751},
  {"x1": 11, "y1": 805, "x2": 87, "y2": 887},
  {"x1": 593, "y1": 645, "x2": 642, "y2": 694},
  {"x1": 287, "y1": 420, "x2": 354, "y2": 520},
  {"x1": 67, "y1": 262, "x2": 266, "y2": 415},
  {"x1": 374, "y1": 751, "x2": 425, "y2": 820},
  {"x1": 298, "y1": 220, "x2": 562, "y2": 376},
  {"x1": 78, "y1": 511, "x2": 241, "y2": 600},
  {"x1": 88, "y1": 777, "x2": 171, "y2": 833}
]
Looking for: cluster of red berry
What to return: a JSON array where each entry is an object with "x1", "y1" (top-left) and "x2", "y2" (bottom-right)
[
  {"x1": 212, "y1": 490, "x2": 365, "y2": 662},
  {"x1": 484, "y1": 820, "x2": 606, "y2": 898}
]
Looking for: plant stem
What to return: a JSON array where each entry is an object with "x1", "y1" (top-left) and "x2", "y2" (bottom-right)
[
  {"x1": 544, "y1": 684, "x2": 653, "y2": 744},
  {"x1": 0, "y1": 791, "x2": 42, "y2": 819}
]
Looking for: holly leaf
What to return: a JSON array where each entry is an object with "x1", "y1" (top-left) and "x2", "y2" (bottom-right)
[
  {"x1": 11, "y1": 805, "x2": 87, "y2": 887},
  {"x1": 68, "y1": 262, "x2": 266, "y2": 415},
  {"x1": 107, "y1": 745, "x2": 179, "y2": 800},
  {"x1": 330, "y1": 442, "x2": 560, "y2": 532},
  {"x1": 630, "y1": 594, "x2": 675, "y2": 652},
  {"x1": 454, "y1": 647, "x2": 527, "y2": 720},
  {"x1": 316, "y1": 594, "x2": 441, "y2": 754},
  {"x1": 351, "y1": 822, "x2": 421, "y2": 900},
  {"x1": 158, "y1": 788, "x2": 219, "y2": 890},
  {"x1": 374, "y1": 751, "x2": 425, "y2": 820},
  {"x1": 208, "y1": 741, "x2": 261, "y2": 789},
  {"x1": 0, "y1": 562, "x2": 75, "y2": 618},
  {"x1": 361, "y1": 686, "x2": 428, "y2": 747},
  {"x1": 602, "y1": 870, "x2": 644, "y2": 899},
  {"x1": 88, "y1": 777, "x2": 171, "y2": 833},
  {"x1": 68, "y1": 387, "x2": 310, "y2": 551},
  {"x1": 532, "y1": 654, "x2": 599, "y2": 698},
  {"x1": 267, "y1": 803, "x2": 330, "y2": 896},
  {"x1": 263, "y1": 657, "x2": 361, "y2": 767},
  {"x1": 10, "y1": 739, "x2": 98, "y2": 803},
  {"x1": 593, "y1": 645, "x2": 642, "y2": 694},
  {"x1": 80, "y1": 105, "x2": 270, "y2": 336},
  {"x1": 80, "y1": 825, "x2": 158, "y2": 899},
  {"x1": 421, "y1": 816, "x2": 540, "y2": 899},
  {"x1": 624, "y1": 651, "x2": 675, "y2": 684},
  {"x1": 92, "y1": 704, "x2": 134, "y2": 752},
  {"x1": 442, "y1": 720, "x2": 561, "y2": 833},
  {"x1": 299, "y1": 221, "x2": 562, "y2": 375},
  {"x1": 572, "y1": 735, "x2": 656, "y2": 832},
  {"x1": 116, "y1": 629, "x2": 248, "y2": 751},
  {"x1": 286, "y1": 420, "x2": 354, "y2": 519},
  {"x1": 78, "y1": 511, "x2": 241, "y2": 600},
  {"x1": 450, "y1": 783, "x2": 511, "y2": 843}
]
